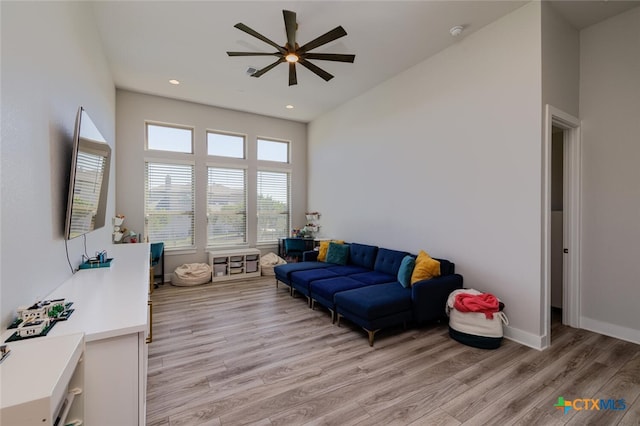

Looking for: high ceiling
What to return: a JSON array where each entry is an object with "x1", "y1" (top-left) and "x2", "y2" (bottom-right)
[{"x1": 91, "y1": 1, "x2": 639, "y2": 123}]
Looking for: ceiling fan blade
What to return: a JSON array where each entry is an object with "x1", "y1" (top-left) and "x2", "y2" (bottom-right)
[
  {"x1": 299, "y1": 26, "x2": 347, "y2": 53},
  {"x1": 289, "y1": 62, "x2": 297, "y2": 86},
  {"x1": 227, "y1": 51, "x2": 280, "y2": 57},
  {"x1": 298, "y1": 59, "x2": 334, "y2": 82},
  {"x1": 303, "y1": 53, "x2": 355, "y2": 63},
  {"x1": 252, "y1": 57, "x2": 285, "y2": 78},
  {"x1": 283, "y1": 10, "x2": 297, "y2": 51},
  {"x1": 234, "y1": 23, "x2": 285, "y2": 54}
]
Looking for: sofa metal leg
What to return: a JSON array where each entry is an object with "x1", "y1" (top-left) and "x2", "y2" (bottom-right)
[
  {"x1": 276, "y1": 279, "x2": 279, "y2": 288},
  {"x1": 337, "y1": 314, "x2": 342, "y2": 327},
  {"x1": 330, "y1": 310, "x2": 335, "y2": 324},
  {"x1": 308, "y1": 297, "x2": 313, "y2": 309},
  {"x1": 365, "y1": 329, "x2": 379, "y2": 347}
]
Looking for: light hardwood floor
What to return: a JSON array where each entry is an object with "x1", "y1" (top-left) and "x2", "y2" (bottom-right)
[{"x1": 146, "y1": 276, "x2": 640, "y2": 426}]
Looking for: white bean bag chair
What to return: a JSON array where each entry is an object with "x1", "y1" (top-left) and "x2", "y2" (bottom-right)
[
  {"x1": 260, "y1": 252, "x2": 287, "y2": 276},
  {"x1": 171, "y1": 263, "x2": 212, "y2": 286}
]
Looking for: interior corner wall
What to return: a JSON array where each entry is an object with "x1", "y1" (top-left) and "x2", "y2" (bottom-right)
[
  {"x1": 308, "y1": 3, "x2": 543, "y2": 344},
  {"x1": 579, "y1": 6, "x2": 640, "y2": 343},
  {"x1": 0, "y1": 2, "x2": 115, "y2": 329},
  {"x1": 541, "y1": 2, "x2": 580, "y2": 119},
  {"x1": 115, "y1": 90, "x2": 307, "y2": 275}
]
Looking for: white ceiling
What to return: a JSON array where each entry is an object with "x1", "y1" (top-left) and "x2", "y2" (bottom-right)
[{"x1": 91, "y1": 1, "x2": 639, "y2": 123}]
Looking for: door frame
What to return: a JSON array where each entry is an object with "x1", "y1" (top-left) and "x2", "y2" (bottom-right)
[{"x1": 542, "y1": 105, "x2": 581, "y2": 348}]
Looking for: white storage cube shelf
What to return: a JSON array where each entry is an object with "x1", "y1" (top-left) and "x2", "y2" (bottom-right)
[{"x1": 208, "y1": 248, "x2": 261, "y2": 282}]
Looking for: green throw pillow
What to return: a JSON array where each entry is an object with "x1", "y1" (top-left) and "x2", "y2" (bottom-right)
[
  {"x1": 326, "y1": 242, "x2": 349, "y2": 265},
  {"x1": 397, "y1": 255, "x2": 416, "y2": 288}
]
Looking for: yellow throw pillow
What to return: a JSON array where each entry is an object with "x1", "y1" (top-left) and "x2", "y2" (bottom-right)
[
  {"x1": 410, "y1": 250, "x2": 441, "y2": 285},
  {"x1": 317, "y1": 240, "x2": 344, "y2": 262}
]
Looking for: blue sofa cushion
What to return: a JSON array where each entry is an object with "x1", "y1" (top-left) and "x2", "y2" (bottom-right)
[
  {"x1": 435, "y1": 258, "x2": 455, "y2": 276},
  {"x1": 290, "y1": 269, "x2": 340, "y2": 297},
  {"x1": 310, "y1": 277, "x2": 369, "y2": 309},
  {"x1": 349, "y1": 271, "x2": 397, "y2": 285},
  {"x1": 335, "y1": 282, "x2": 412, "y2": 319},
  {"x1": 373, "y1": 248, "x2": 409, "y2": 276},
  {"x1": 349, "y1": 243, "x2": 378, "y2": 269},
  {"x1": 326, "y1": 265, "x2": 370, "y2": 275},
  {"x1": 326, "y1": 242, "x2": 349, "y2": 265},
  {"x1": 274, "y1": 262, "x2": 328, "y2": 284}
]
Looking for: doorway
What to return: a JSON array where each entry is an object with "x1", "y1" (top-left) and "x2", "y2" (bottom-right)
[
  {"x1": 550, "y1": 125, "x2": 564, "y2": 332},
  {"x1": 543, "y1": 105, "x2": 581, "y2": 348}
]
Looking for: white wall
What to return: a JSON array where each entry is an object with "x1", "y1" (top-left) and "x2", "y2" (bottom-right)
[
  {"x1": 1, "y1": 2, "x2": 115, "y2": 328},
  {"x1": 542, "y1": 2, "x2": 580, "y2": 119},
  {"x1": 579, "y1": 7, "x2": 640, "y2": 343},
  {"x1": 309, "y1": 3, "x2": 543, "y2": 345},
  {"x1": 115, "y1": 90, "x2": 307, "y2": 274}
]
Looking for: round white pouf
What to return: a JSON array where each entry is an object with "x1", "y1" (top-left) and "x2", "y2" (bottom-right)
[{"x1": 171, "y1": 263, "x2": 212, "y2": 286}]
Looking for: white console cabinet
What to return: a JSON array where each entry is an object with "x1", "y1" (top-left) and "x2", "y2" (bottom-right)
[
  {"x1": 0, "y1": 333, "x2": 84, "y2": 426},
  {"x1": 209, "y1": 248, "x2": 261, "y2": 282},
  {"x1": 2, "y1": 243, "x2": 150, "y2": 426}
]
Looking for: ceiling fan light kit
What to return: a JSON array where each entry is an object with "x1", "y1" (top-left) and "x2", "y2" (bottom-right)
[{"x1": 227, "y1": 10, "x2": 355, "y2": 86}]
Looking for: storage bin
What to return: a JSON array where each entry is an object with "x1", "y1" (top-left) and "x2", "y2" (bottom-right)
[
  {"x1": 230, "y1": 261, "x2": 243, "y2": 268},
  {"x1": 230, "y1": 256, "x2": 243, "y2": 262},
  {"x1": 213, "y1": 257, "x2": 227, "y2": 264},
  {"x1": 230, "y1": 268, "x2": 244, "y2": 274},
  {"x1": 246, "y1": 260, "x2": 258, "y2": 273},
  {"x1": 214, "y1": 264, "x2": 227, "y2": 277},
  {"x1": 246, "y1": 254, "x2": 259, "y2": 261}
]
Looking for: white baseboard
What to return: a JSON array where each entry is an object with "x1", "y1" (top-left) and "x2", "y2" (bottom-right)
[
  {"x1": 580, "y1": 316, "x2": 640, "y2": 345},
  {"x1": 503, "y1": 325, "x2": 545, "y2": 350}
]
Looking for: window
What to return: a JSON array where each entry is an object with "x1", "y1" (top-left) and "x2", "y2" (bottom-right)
[
  {"x1": 208, "y1": 131, "x2": 245, "y2": 158},
  {"x1": 257, "y1": 170, "x2": 290, "y2": 243},
  {"x1": 146, "y1": 123, "x2": 193, "y2": 153},
  {"x1": 257, "y1": 138, "x2": 289, "y2": 163},
  {"x1": 145, "y1": 162, "x2": 195, "y2": 249},
  {"x1": 207, "y1": 167, "x2": 247, "y2": 246},
  {"x1": 68, "y1": 151, "x2": 107, "y2": 238}
]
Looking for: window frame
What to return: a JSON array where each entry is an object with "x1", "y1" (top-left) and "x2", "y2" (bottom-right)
[
  {"x1": 144, "y1": 158, "x2": 196, "y2": 252},
  {"x1": 145, "y1": 121, "x2": 194, "y2": 154},
  {"x1": 206, "y1": 163, "x2": 249, "y2": 248},
  {"x1": 256, "y1": 137, "x2": 290, "y2": 164},
  {"x1": 256, "y1": 167, "x2": 291, "y2": 244},
  {"x1": 207, "y1": 130, "x2": 247, "y2": 160}
]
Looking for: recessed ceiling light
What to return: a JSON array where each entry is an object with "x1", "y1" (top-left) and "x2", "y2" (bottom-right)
[
  {"x1": 169, "y1": 79, "x2": 180, "y2": 85},
  {"x1": 285, "y1": 105, "x2": 294, "y2": 109}
]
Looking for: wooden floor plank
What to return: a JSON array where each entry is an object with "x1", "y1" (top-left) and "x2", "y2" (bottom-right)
[{"x1": 146, "y1": 276, "x2": 640, "y2": 425}]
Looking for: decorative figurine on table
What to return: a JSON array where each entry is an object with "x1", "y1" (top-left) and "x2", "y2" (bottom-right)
[
  {"x1": 6, "y1": 299, "x2": 75, "y2": 341},
  {"x1": 113, "y1": 214, "x2": 139, "y2": 243},
  {"x1": 113, "y1": 214, "x2": 125, "y2": 243}
]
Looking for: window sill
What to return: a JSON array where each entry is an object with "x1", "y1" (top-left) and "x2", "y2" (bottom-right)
[{"x1": 165, "y1": 248, "x2": 197, "y2": 256}]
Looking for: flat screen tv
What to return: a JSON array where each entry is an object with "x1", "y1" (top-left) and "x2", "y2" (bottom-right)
[{"x1": 64, "y1": 107, "x2": 111, "y2": 240}]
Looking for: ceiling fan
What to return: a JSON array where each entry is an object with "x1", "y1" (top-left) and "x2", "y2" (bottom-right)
[{"x1": 226, "y1": 10, "x2": 355, "y2": 86}]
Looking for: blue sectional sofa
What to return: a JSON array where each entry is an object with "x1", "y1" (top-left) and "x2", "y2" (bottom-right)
[{"x1": 273, "y1": 242, "x2": 463, "y2": 345}]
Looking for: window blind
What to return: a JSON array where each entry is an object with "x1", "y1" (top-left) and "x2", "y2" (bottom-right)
[
  {"x1": 257, "y1": 170, "x2": 290, "y2": 243},
  {"x1": 68, "y1": 151, "x2": 106, "y2": 237},
  {"x1": 145, "y1": 162, "x2": 195, "y2": 249},
  {"x1": 207, "y1": 167, "x2": 247, "y2": 246}
]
